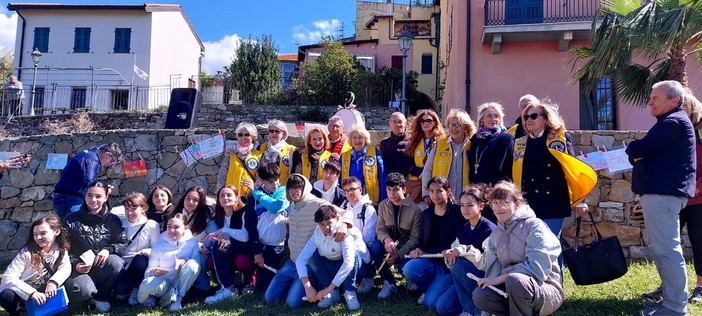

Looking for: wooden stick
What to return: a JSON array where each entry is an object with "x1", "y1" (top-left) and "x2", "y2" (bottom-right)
[
  {"x1": 404, "y1": 253, "x2": 472, "y2": 259},
  {"x1": 376, "y1": 241, "x2": 399, "y2": 274},
  {"x1": 466, "y1": 273, "x2": 508, "y2": 298},
  {"x1": 263, "y1": 264, "x2": 278, "y2": 274},
  {"x1": 302, "y1": 293, "x2": 331, "y2": 301}
]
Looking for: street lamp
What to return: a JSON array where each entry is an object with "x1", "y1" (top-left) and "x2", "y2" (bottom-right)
[
  {"x1": 30, "y1": 48, "x2": 42, "y2": 116},
  {"x1": 398, "y1": 30, "x2": 414, "y2": 116}
]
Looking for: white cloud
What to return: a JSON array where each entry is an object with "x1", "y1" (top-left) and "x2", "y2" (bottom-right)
[
  {"x1": 292, "y1": 19, "x2": 342, "y2": 45},
  {"x1": 0, "y1": 7, "x2": 18, "y2": 52},
  {"x1": 201, "y1": 34, "x2": 242, "y2": 75}
]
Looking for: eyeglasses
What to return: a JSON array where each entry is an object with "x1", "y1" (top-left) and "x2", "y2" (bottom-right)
[
  {"x1": 343, "y1": 187, "x2": 361, "y2": 194},
  {"x1": 522, "y1": 113, "x2": 543, "y2": 121},
  {"x1": 237, "y1": 133, "x2": 251, "y2": 137},
  {"x1": 489, "y1": 200, "x2": 514, "y2": 208},
  {"x1": 268, "y1": 129, "x2": 282, "y2": 134},
  {"x1": 448, "y1": 123, "x2": 464, "y2": 129},
  {"x1": 419, "y1": 119, "x2": 435, "y2": 124}
]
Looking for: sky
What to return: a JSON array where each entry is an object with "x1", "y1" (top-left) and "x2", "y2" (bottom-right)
[{"x1": 0, "y1": 0, "x2": 374, "y2": 74}]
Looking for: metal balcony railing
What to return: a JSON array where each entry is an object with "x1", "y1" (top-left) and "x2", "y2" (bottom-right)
[{"x1": 484, "y1": 0, "x2": 601, "y2": 26}]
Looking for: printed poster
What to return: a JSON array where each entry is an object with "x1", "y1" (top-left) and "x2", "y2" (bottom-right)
[
  {"x1": 603, "y1": 147, "x2": 633, "y2": 174},
  {"x1": 576, "y1": 150, "x2": 608, "y2": 171},
  {"x1": 0, "y1": 152, "x2": 22, "y2": 168},
  {"x1": 180, "y1": 149, "x2": 197, "y2": 167},
  {"x1": 188, "y1": 143, "x2": 203, "y2": 160},
  {"x1": 124, "y1": 160, "x2": 147, "y2": 178},
  {"x1": 46, "y1": 153, "x2": 69, "y2": 170},
  {"x1": 198, "y1": 135, "x2": 224, "y2": 159}
]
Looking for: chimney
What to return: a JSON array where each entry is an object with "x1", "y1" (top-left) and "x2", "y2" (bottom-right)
[{"x1": 387, "y1": 0, "x2": 392, "y2": 15}]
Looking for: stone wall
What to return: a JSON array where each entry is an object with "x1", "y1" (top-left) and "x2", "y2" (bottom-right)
[
  {"x1": 0, "y1": 128, "x2": 685, "y2": 261},
  {"x1": 1, "y1": 104, "x2": 397, "y2": 138}
]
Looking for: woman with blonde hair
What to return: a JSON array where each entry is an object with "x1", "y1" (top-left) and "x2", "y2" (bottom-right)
[
  {"x1": 291, "y1": 126, "x2": 333, "y2": 182},
  {"x1": 405, "y1": 109, "x2": 447, "y2": 203},
  {"x1": 422, "y1": 109, "x2": 476, "y2": 202},
  {"x1": 217, "y1": 122, "x2": 263, "y2": 196},
  {"x1": 259, "y1": 120, "x2": 296, "y2": 184},
  {"x1": 340, "y1": 124, "x2": 387, "y2": 205}
]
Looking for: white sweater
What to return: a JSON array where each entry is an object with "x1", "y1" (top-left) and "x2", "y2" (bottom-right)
[
  {"x1": 296, "y1": 225, "x2": 356, "y2": 287},
  {"x1": 341, "y1": 195, "x2": 377, "y2": 244},
  {"x1": 0, "y1": 245, "x2": 71, "y2": 300},
  {"x1": 120, "y1": 217, "x2": 160, "y2": 265},
  {"x1": 145, "y1": 231, "x2": 199, "y2": 279}
]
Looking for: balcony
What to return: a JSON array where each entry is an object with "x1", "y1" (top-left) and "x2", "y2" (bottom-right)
[{"x1": 483, "y1": 0, "x2": 600, "y2": 53}]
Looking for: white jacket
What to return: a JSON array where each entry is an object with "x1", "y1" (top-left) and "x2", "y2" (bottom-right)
[
  {"x1": 0, "y1": 245, "x2": 71, "y2": 300},
  {"x1": 341, "y1": 194, "x2": 377, "y2": 244},
  {"x1": 145, "y1": 231, "x2": 199, "y2": 279},
  {"x1": 120, "y1": 217, "x2": 160, "y2": 265}
]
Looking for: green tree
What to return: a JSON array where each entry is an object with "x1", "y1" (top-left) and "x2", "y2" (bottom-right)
[
  {"x1": 571, "y1": 0, "x2": 702, "y2": 105},
  {"x1": 0, "y1": 48, "x2": 13, "y2": 82},
  {"x1": 225, "y1": 35, "x2": 282, "y2": 104},
  {"x1": 302, "y1": 37, "x2": 365, "y2": 106}
]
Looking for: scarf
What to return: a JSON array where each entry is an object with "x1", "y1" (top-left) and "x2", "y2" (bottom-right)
[
  {"x1": 477, "y1": 126, "x2": 506, "y2": 139},
  {"x1": 237, "y1": 142, "x2": 254, "y2": 156},
  {"x1": 308, "y1": 146, "x2": 326, "y2": 166},
  {"x1": 263, "y1": 140, "x2": 287, "y2": 163}
]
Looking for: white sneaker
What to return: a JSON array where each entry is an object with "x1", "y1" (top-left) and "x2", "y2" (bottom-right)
[
  {"x1": 143, "y1": 296, "x2": 157, "y2": 308},
  {"x1": 317, "y1": 289, "x2": 341, "y2": 308},
  {"x1": 128, "y1": 288, "x2": 139, "y2": 306},
  {"x1": 378, "y1": 280, "x2": 398, "y2": 299},
  {"x1": 417, "y1": 293, "x2": 426, "y2": 305},
  {"x1": 357, "y1": 277, "x2": 374, "y2": 294},
  {"x1": 204, "y1": 287, "x2": 238, "y2": 304},
  {"x1": 406, "y1": 281, "x2": 419, "y2": 291},
  {"x1": 93, "y1": 300, "x2": 111, "y2": 313},
  {"x1": 344, "y1": 290, "x2": 361, "y2": 311},
  {"x1": 168, "y1": 296, "x2": 182, "y2": 312}
]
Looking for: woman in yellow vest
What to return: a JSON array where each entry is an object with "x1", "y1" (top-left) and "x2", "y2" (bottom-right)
[
  {"x1": 217, "y1": 122, "x2": 263, "y2": 197},
  {"x1": 512, "y1": 102, "x2": 591, "y2": 239},
  {"x1": 259, "y1": 120, "x2": 296, "y2": 184},
  {"x1": 341, "y1": 124, "x2": 387, "y2": 205},
  {"x1": 404, "y1": 109, "x2": 447, "y2": 203},
  {"x1": 422, "y1": 109, "x2": 476, "y2": 204},
  {"x1": 291, "y1": 126, "x2": 333, "y2": 182}
]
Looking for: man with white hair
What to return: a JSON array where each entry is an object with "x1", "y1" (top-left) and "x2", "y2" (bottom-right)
[
  {"x1": 507, "y1": 94, "x2": 538, "y2": 138},
  {"x1": 3, "y1": 76, "x2": 25, "y2": 116},
  {"x1": 327, "y1": 116, "x2": 350, "y2": 161},
  {"x1": 379, "y1": 112, "x2": 411, "y2": 176}
]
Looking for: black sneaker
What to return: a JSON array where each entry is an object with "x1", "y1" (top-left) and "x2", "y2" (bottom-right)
[
  {"x1": 641, "y1": 286, "x2": 664, "y2": 302},
  {"x1": 689, "y1": 286, "x2": 702, "y2": 304}
]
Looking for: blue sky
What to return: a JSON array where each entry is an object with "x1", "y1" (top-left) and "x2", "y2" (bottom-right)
[{"x1": 0, "y1": 0, "x2": 373, "y2": 74}]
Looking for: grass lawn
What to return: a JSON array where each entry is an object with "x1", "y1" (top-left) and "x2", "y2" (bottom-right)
[{"x1": 0, "y1": 260, "x2": 700, "y2": 315}]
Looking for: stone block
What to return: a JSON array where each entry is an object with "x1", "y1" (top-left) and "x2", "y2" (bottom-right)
[
  {"x1": 0, "y1": 197, "x2": 20, "y2": 209},
  {"x1": 158, "y1": 152, "x2": 179, "y2": 169},
  {"x1": 33, "y1": 200, "x2": 53, "y2": 211},
  {"x1": 0, "y1": 220, "x2": 18, "y2": 236},
  {"x1": 165, "y1": 160, "x2": 186, "y2": 178},
  {"x1": 609, "y1": 180, "x2": 634, "y2": 202},
  {"x1": 9, "y1": 168, "x2": 34, "y2": 188},
  {"x1": 10, "y1": 207, "x2": 34, "y2": 223},
  {"x1": 579, "y1": 131, "x2": 592, "y2": 146},
  {"x1": 21, "y1": 186, "x2": 46, "y2": 201},
  {"x1": 34, "y1": 169, "x2": 62, "y2": 185},
  {"x1": 601, "y1": 208, "x2": 625, "y2": 223},
  {"x1": 32, "y1": 211, "x2": 51, "y2": 222},
  {"x1": 599, "y1": 201, "x2": 623, "y2": 208},
  {"x1": 135, "y1": 134, "x2": 158, "y2": 151},
  {"x1": 8, "y1": 226, "x2": 29, "y2": 250},
  {"x1": 1, "y1": 186, "x2": 21, "y2": 199},
  {"x1": 629, "y1": 245, "x2": 653, "y2": 259},
  {"x1": 147, "y1": 168, "x2": 165, "y2": 185},
  {"x1": 195, "y1": 163, "x2": 219, "y2": 176}
]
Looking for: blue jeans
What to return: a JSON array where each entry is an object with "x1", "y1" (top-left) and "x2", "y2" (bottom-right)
[
  {"x1": 448, "y1": 258, "x2": 483, "y2": 315},
  {"x1": 403, "y1": 258, "x2": 454, "y2": 309},
  {"x1": 542, "y1": 217, "x2": 564, "y2": 269},
  {"x1": 53, "y1": 193, "x2": 84, "y2": 220},
  {"x1": 369, "y1": 240, "x2": 408, "y2": 284},
  {"x1": 264, "y1": 260, "x2": 314, "y2": 309},
  {"x1": 308, "y1": 251, "x2": 360, "y2": 292}
]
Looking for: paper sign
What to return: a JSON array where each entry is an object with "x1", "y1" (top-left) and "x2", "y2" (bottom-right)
[
  {"x1": 577, "y1": 151, "x2": 609, "y2": 171},
  {"x1": 188, "y1": 144, "x2": 203, "y2": 160},
  {"x1": 124, "y1": 160, "x2": 147, "y2": 178},
  {"x1": 180, "y1": 149, "x2": 197, "y2": 167},
  {"x1": 225, "y1": 140, "x2": 237, "y2": 152},
  {"x1": 603, "y1": 147, "x2": 633, "y2": 174},
  {"x1": 0, "y1": 152, "x2": 22, "y2": 168},
  {"x1": 46, "y1": 153, "x2": 69, "y2": 170},
  {"x1": 80, "y1": 249, "x2": 96, "y2": 265},
  {"x1": 199, "y1": 135, "x2": 224, "y2": 159}
]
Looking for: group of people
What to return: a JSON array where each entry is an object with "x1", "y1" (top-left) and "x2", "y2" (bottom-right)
[{"x1": 0, "y1": 80, "x2": 700, "y2": 316}]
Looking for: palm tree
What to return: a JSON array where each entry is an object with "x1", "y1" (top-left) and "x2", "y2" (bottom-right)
[{"x1": 572, "y1": 0, "x2": 702, "y2": 106}]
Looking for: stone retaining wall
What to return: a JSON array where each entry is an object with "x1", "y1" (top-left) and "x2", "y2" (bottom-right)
[{"x1": 0, "y1": 128, "x2": 686, "y2": 261}]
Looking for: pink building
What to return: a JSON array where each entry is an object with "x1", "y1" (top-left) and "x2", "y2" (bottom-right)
[{"x1": 440, "y1": 0, "x2": 702, "y2": 131}]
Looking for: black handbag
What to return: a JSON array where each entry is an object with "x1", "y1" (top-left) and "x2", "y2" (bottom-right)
[{"x1": 562, "y1": 212, "x2": 628, "y2": 285}]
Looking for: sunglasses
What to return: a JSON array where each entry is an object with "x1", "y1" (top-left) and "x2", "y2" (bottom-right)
[
  {"x1": 419, "y1": 119, "x2": 435, "y2": 124},
  {"x1": 448, "y1": 123, "x2": 464, "y2": 129},
  {"x1": 522, "y1": 113, "x2": 543, "y2": 121},
  {"x1": 237, "y1": 133, "x2": 251, "y2": 137},
  {"x1": 268, "y1": 129, "x2": 282, "y2": 134}
]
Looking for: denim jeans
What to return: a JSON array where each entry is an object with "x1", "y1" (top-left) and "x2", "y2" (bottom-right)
[
  {"x1": 542, "y1": 217, "x2": 564, "y2": 269},
  {"x1": 308, "y1": 251, "x2": 360, "y2": 292},
  {"x1": 264, "y1": 260, "x2": 314, "y2": 308},
  {"x1": 137, "y1": 259, "x2": 200, "y2": 303},
  {"x1": 448, "y1": 258, "x2": 483, "y2": 315},
  {"x1": 403, "y1": 258, "x2": 454, "y2": 308},
  {"x1": 53, "y1": 193, "x2": 84, "y2": 220}
]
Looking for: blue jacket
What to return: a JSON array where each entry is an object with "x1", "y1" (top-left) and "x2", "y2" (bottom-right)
[
  {"x1": 55, "y1": 146, "x2": 102, "y2": 196},
  {"x1": 349, "y1": 146, "x2": 387, "y2": 202},
  {"x1": 626, "y1": 106, "x2": 696, "y2": 198}
]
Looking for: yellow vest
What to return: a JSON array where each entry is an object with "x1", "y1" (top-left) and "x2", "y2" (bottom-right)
[
  {"x1": 226, "y1": 150, "x2": 263, "y2": 196},
  {"x1": 259, "y1": 142, "x2": 296, "y2": 184},
  {"x1": 341, "y1": 146, "x2": 380, "y2": 204},
  {"x1": 512, "y1": 131, "x2": 597, "y2": 206},
  {"x1": 409, "y1": 140, "x2": 426, "y2": 181},
  {"x1": 431, "y1": 138, "x2": 471, "y2": 191},
  {"x1": 507, "y1": 124, "x2": 519, "y2": 137},
  {"x1": 302, "y1": 150, "x2": 333, "y2": 182}
]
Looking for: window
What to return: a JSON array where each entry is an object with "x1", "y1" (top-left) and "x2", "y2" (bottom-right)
[
  {"x1": 33, "y1": 27, "x2": 50, "y2": 52},
  {"x1": 421, "y1": 54, "x2": 432, "y2": 74},
  {"x1": 74, "y1": 28, "x2": 91, "y2": 53},
  {"x1": 391, "y1": 56, "x2": 403, "y2": 70},
  {"x1": 280, "y1": 63, "x2": 296, "y2": 91},
  {"x1": 114, "y1": 28, "x2": 131, "y2": 53},
  {"x1": 111, "y1": 90, "x2": 129, "y2": 110},
  {"x1": 33, "y1": 87, "x2": 45, "y2": 110},
  {"x1": 70, "y1": 88, "x2": 87, "y2": 109},
  {"x1": 353, "y1": 54, "x2": 375, "y2": 72},
  {"x1": 579, "y1": 77, "x2": 616, "y2": 130}
]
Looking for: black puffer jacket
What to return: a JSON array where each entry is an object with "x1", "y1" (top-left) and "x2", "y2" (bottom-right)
[{"x1": 63, "y1": 204, "x2": 128, "y2": 268}]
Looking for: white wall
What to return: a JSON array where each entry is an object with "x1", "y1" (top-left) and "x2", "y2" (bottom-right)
[{"x1": 149, "y1": 11, "x2": 201, "y2": 90}]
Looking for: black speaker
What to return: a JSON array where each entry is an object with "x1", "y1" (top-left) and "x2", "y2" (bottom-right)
[{"x1": 165, "y1": 88, "x2": 202, "y2": 129}]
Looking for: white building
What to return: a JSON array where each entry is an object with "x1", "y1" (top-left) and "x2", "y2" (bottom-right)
[{"x1": 7, "y1": 3, "x2": 204, "y2": 113}]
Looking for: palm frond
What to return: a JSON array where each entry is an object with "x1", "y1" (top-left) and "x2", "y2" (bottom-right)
[{"x1": 603, "y1": 0, "x2": 645, "y2": 15}]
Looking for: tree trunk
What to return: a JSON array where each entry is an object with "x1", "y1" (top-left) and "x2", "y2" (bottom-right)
[{"x1": 668, "y1": 44, "x2": 688, "y2": 87}]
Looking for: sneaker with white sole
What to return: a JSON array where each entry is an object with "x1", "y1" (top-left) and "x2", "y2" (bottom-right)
[
  {"x1": 204, "y1": 287, "x2": 238, "y2": 304},
  {"x1": 169, "y1": 296, "x2": 182, "y2": 312},
  {"x1": 417, "y1": 293, "x2": 426, "y2": 305},
  {"x1": 128, "y1": 288, "x2": 139, "y2": 306},
  {"x1": 690, "y1": 287, "x2": 702, "y2": 304},
  {"x1": 378, "y1": 280, "x2": 398, "y2": 299},
  {"x1": 93, "y1": 300, "x2": 111, "y2": 313},
  {"x1": 317, "y1": 289, "x2": 341, "y2": 308},
  {"x1": 344, "y1": 290, "x2": 361, "y2": 311},
  {"x1": 143, "y1": 296, "x2": 158, "y2": 308},
  {"x1": 357, "y1": 277, "x2": 374, "y2": 294}
]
